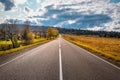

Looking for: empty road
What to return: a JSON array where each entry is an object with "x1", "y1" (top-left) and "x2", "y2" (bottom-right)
[{"x1": 0, "y1": 36, "x2": 120, "y2": 80}]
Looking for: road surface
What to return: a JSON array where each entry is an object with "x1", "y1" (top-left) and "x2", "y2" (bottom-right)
[{"x1": 0, "y1": 37, "x2": 120, "y2": 80}]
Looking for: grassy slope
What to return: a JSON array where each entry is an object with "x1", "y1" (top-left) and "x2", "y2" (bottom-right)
[
  {"x1": 0, "y1": 38, "x2": 50, "y2": 56},
  {"x1": 62, "y1": 34, "x2": 120, "y2": 64}
]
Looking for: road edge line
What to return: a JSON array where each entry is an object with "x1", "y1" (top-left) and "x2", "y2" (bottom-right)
[
  {"x1": 63, "y1": 38, "x2": 120, "y2": 70},
  {"x1": 85, "y1": 49, "x2": 120, "y2": 70}
]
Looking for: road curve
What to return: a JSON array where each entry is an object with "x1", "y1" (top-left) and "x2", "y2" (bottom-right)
[{"x1": 0, "y1": 37, "x2": 120, "y2": 80}]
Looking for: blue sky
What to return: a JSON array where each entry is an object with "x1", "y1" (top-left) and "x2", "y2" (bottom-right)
[{"x1": 0, "y1": 0, "x2": 120, "y2": 31}]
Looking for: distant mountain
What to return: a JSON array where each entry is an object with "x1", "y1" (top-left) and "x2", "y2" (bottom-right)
[
  {"x1": 0, "y1": 23, "x2": 48, "y2": 32},
  {"x1": 6, "y1": 19, "x2": 38, "y2": 26}
]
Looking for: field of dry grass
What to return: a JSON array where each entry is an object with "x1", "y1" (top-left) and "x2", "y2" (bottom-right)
[{"x1": 63, "y1": 34, "x2": 120, "y2": 63}]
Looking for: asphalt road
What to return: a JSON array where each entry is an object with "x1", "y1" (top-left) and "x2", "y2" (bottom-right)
[{"x1": 0, "y1": 37, "x2": 120, "y2": 80}]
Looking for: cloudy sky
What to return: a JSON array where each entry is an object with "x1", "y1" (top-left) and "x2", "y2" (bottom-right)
[{"x1": 0, "y1": 0, "x2": 120, "y2": 31}]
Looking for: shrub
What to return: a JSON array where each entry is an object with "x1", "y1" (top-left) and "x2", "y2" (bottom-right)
[{"x1": 0, "y1": 44, "x2": 13, "y2": 51}]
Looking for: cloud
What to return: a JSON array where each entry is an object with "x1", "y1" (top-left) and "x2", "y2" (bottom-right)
[
  {"x1": 34, "y1": 3, "x2": 112, "y2": 29},
  {"x1": 0, "y1": 0, "x2": 27, "y2": 11},
  {"x1": 52, "y1": 14, "x2": 57, "y2": 19},
  {"x1": 87, "y1": 26, "x2": 103, "y2": 31},
  {"x1": 14, "y1": 0, "x2": 27, "y2": 5},
  {"x1": 0, "y1": 0, "x2": 15, "y2": 11},
  {"x1": 68, "y1": 20, "x2": 76, "y2": 24},
  {"x1": 24, "y1": 6, "x2": 36, "y2": 17},
  {"x1": 24, "y1": 6, "x2": 30, "y2": 13},
  {"x1": 110, "y1": 0, "x2": 120, "y2": 3},
  {"x1": 30, "y1": 0, "x2": 119, "y2": 31},
  {"x1": 36, "y1": 0, "x2": 40, "y2": 3},
  {"x1": 0, "y1": 2, "x2": 4, "y2": 11},
  {"x1": 0, "y1": 0, "x2": 120, "y2": 32}
]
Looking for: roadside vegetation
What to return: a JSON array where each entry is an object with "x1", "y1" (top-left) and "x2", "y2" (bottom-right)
[
  {"x1": 62, "y1": 34, "x2": 120, "y2": 64},
  {"x1": 0, "y1": 22, "x2": 59, "y2": 56},
  {"x1": 46, "y1": 27, "x2": 59, "y2": 39}
]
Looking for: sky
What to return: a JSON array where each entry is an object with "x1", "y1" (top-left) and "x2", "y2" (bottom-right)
[{"x1": 0, "y1": 0, "x2": 120, "y2": 32}]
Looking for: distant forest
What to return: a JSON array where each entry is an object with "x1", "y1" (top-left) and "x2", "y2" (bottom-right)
[
  {"x1": 57, "y1": 28, "x2": 120, "y2": 38},
  {"x1": 0, "y1": 23, "x2": 120, "y2": 38}
]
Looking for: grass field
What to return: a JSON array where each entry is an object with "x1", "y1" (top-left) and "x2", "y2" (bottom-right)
[
  {"x1": 62, "y1": 34, "x2": 120, "y2": 63},
  {"x1": 0, "y1": 38, "x2": 50, "y2": 56}
]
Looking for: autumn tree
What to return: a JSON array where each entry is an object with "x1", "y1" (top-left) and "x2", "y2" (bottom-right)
[
  {"x1": 0, "y1": 24, "x2": 7, "y2": 40},
  {"x1": 52, "y1": 28, "x2": 59, "y2": 38},
  {"x1": 10, "y1": 24, "x2": 20, "y2": 48},
  {"x1": 46, "y1": 28, "x2": 52, "y2": 39},
  {"x1": 22, "y1": 24, "x2": 34, "y2": 45},
  {"x1": 34, "y1": 30, "x2": 41, "y2": 39},
  {"x1": 0, "y1": 22, "x2": 20, "y2": 48},
  {"x1": 46, "y1": 28, "x2": 59, "y2": 39}
]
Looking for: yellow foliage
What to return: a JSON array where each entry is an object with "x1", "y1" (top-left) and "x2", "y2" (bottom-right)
[
  {"x1": 46, "y1": 28, "x2": 59, "y2": 39},
  {"x1": 0, "y1": 38, "x2": 50, "y2": 56},
  {"x1": 0, "y1": 40, "x2": 21, "y2": 45}
]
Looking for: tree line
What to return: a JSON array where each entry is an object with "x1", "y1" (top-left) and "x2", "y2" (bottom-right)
[
  {"x1": 57, "y1": 28, "x2": 120, "y2": 38},
  {"x1": 0, "y1": 23, "x2": 59, "y2": 51}
]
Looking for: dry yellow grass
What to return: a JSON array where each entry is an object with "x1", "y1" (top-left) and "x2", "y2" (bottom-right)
[{"x1": 63, "y1": 34, "x2": 120, "y2": 63}]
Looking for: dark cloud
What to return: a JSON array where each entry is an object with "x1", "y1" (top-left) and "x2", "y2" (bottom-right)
[
  {"x1": 33, "y1": 4, "x2": 112, "y2": 29},
  {"x1": 24, "y1": 7, "x2": 30, "y2": 13},
  {"x1": 0, "y1": 0, "x2": 15, "y2": 11}
]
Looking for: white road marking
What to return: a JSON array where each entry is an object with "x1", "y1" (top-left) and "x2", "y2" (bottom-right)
[
  {"x1": 0, "y1": 43, "x2": 47, "y2": 68},
  {"x1": 84, "y1": 49, "x2": 120, "y2": 70},
  {"x1": 59, "y1": 38, "x2": 63, "y2": 80},
  {"x1": 0, "y1": 53, "x2": 28, "y2": 67},
  {"x1": 0, "y1": 48, "x2": 42, "y2": 68},
  {"x1": 63, "y1": 39, "x2": 120, "y2": 70}
]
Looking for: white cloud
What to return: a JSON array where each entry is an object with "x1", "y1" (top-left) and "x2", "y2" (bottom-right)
[
  {"x1": 23, "y1": 6, "x2": 38, "y2": 17},
  {"x1": 36, "y1": 0, "x2": 40, "y2": 3},
  {"x1": 0, "y1": 18, "x2": 5, "y2": 23},
  {"x1": 39, "y1": 0, "x2": 120, "y2": 31},
  {"x1": 1, "y1": 0, "x2": 120, "y2": 31},
  {"x1": 41, "y1": 0, "x2": 69, "y2": 8},
  {"x1": 0, "y1": 3, "x2": 4, "y2": 11},
  {"x1": 68, "y1": 20, "x2": 76, "y2": 24},
  {"x1": 52, "y1": 14, "x2": 57, "y2": 19},
  {"x1": 87, "y1": 26, "x2": 103, "y2": 31},
  {"x1": 14, "y1": 0, "x2": 27, "y2": 5},
  {"x1": 55, "y1": 21, "x2": 68, "y2": 27}
]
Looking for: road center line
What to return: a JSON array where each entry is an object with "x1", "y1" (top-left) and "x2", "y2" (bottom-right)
[{"x1": 59, "y1": 38, "x2": 63, "y2": 80}]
